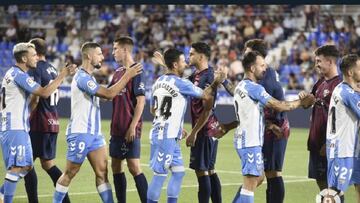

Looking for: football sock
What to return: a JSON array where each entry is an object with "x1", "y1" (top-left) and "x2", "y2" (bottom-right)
[
  {"x1": 47, "y1": 166, "x2": 70, "y2": 203},
  {"x1": 4, "y1": 172, "x2": 20, "y2": 203},
  {"x1": 268, "y1": 176, "x2": 284, "y2": 203},
  {"x1": 53, "y1": 183, "x2": 68, "y2": 203},
  {"x1": 167, "y1": 171, "x2": 185, "y2": 202},
  {"x1": 210, "y1": 173, "x2": 222, "y2": 203},
  {"x1": 197, "y1": 175, "x2": 211, "y2": 203},
  {"x1": 134, "y1": 173, "x2": 148, "y2": 203},
  {"x1": 147, "y1": 174, "x2": 167, "y2": 202},
  {"x1": 24, "y1": 168, "x2": 38, "y2": 203},
  {"x1": 113, "y1": 173, "x2": 126, "y2": 203},
  {"x1": 238, "y1": 188, "x2": 254, "y2": 203},
  {"x1": 97, "y1": 183, "x2": 114, "y2": 203}
]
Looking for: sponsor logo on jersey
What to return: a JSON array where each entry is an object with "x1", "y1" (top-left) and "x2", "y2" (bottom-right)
[
  {"x1": 138, "y1": 82, "x2": 145, "y2": 90},
  {"x1": 48, "y1": 119, "x2": 59, "y2": 126},
  {"x1": 26, "y1": 77, "x2": 36, "y2": 87},
  {"x1": 87, "y1": 80, "x2": 97, "y2": 90}
]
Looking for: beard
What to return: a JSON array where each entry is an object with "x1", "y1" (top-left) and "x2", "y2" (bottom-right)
[{"x1": 93, "y1": 62, "x2": 102, "y2": 69}]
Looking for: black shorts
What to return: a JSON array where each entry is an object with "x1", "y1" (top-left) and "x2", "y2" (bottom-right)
[
  {"x1": 189, "y1": 135, "x2": 218, "y2": 171},
  {"x1": 109, "y1": 136, "x2": 141, "y2": 160},
  {"x1": 308, "y1": 150, "x2": 327, "y2": 181},
  {"x1": 262, "y1": 137, "x2": 288, "y2": 172},
  {"x1": 29, "y1": 132, "x2": 58, "y2": 160}
]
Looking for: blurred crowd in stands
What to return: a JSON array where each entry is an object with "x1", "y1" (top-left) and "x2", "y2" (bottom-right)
[{"x1": 1, "y1": 5, "x2": 360, "y2": 92}]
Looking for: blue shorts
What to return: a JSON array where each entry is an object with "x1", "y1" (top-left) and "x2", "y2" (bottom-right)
[
  {"x1": 350, "y1": 157, "x2": 360, "y2": 185},
  {"x1": 327, "y1": 157, "x2": 354, "y2": 192},
  {"x1": 30, "y1": 132, "x2": 58, "y2": 160},
  {"x1": 109, "y1": 136, "x2": 141, "y2": 160},
  {"x1": 66, "y1": 133, "x2": 106, "y2": 164},
  {"x1": 262, "y1": 137, "x2": 288, "y2": 171},
  {"x1": 236, "y1": 146, "x2": 264, "y2": 177},
  {"x1": 189, "y1": 135, "x2": 218, "y2": 171},
  {"x1": 0, "y1": 130, "x2": 33, "y2": 170},
  {"x1": 308, "y1": 151, "x2": 327, "y2": 181},
  {"x1": 150, "y1": 138, "x2": 183, "y2": 175}
]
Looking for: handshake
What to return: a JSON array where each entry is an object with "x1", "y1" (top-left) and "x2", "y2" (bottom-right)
[{"x1": 298, "y1": 91, "x2": 316, "y2": 108}]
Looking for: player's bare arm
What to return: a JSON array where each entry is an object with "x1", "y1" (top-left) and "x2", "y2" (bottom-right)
[
  {"x1": 96, "y1": 63, "x2": 142, "y2": 99},
  {"x1": 125, "y1": 95, "x2": 145, "y2": 143},
  {"x1": 266, "y1": 93, "x2": 315, "y2": 112}
]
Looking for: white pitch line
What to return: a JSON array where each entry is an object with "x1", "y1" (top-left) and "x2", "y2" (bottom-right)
[{"x1": 13, "y1": 178, "x2": 313, "y2": 199}]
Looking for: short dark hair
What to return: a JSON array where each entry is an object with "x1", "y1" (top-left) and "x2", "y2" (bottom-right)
[
  {"x1": 242, "y1": 51, "x2": 263, "y2": 71},
  {"x1": 81, "y1": 42, "x2": 100, "y2": 58},
  {"x1": 114, "y1": 36, "x2": 134, "y2": 47},
  {"x1": 29, "y1": 38, "x2": 47, "y2": 56},
  {"x1": 314, "y1": 45, "x2": 340, "y2": 59},
  {"x1": 164, "y1": 48, "x2": 183, "y2": 70},
  {"x1": 244, "y1": 39, "x2": 267, "y2": 58},
  {"x1": 191, "y1": 42, "x2": 211, "y2": 59},
  {"x1": 340, "y1": 54, "x2": 359, "y2": 74}
]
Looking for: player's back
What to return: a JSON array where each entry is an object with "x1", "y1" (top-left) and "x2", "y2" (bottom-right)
[
  {"x1": 327, "y1": 82, "x2": 360, "y2": 158},
  {"x1": 0, "y1": 66, "x2": 37, "y2": 132},
  {"x1": 234, "y1": 79, "x2": 271, "y2": 149},
  {"x1": 150, "y1": 74, "x2": 203, "y2": 140},
  {"x1": 28, "y1": 60, "x2": 59, "y2": 133},
  {"x1": 66, "y1": 69, "x2": 101, "y2": 136}
]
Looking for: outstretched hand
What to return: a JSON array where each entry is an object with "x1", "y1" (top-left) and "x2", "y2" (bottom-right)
[
  {"x1": 152, "y1": 51, "x2": 167, "y2": 67},
  {"x1": 300, "y1": 93, "x2": 315, "y2": 108}
]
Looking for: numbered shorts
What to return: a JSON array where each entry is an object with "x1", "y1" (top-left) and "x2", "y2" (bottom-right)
[
  {"x1": 327, "y1": 157, "x2": 354, "y2": 192},
  {"x1": 109, "y1": 136, "x2": 141, "y2": 160},
  {"x1": 66, "y1": 133, "x2": 106, "y2": 164},
  {"x1": 150, "y1": 138, "x2": 183, "y2": 175},
  {"x1": 0, "y1": 130, "x2": 33, "y2": 169},
  {"x1": 235, "y1": 146, "x2": 264, "y2": 177},
  {"x1": 30, "y1": 132, "x2": 58, "y2": 160},
  {"x1": 189, "y1": 135, "x2": 218, "y2": 171},
  {"x1": 262, "y1": 137, "x2": 288, "y2": 172}
]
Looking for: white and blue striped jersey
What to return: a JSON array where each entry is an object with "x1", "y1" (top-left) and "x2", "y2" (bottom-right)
[
  {"x1": 0, "y1": 66, "x2": 40, "y2": 132},
  {"x1": 233, "y1": 79, "x2": 272, "y2": 149},
  {"x1": 66, "y1": 69, "x2": 101, "y2": 136},
  {"x1": 326, "y1": 82, "x2": 360, "y2": 159},
  {"x1": 150, "y1": 74, "x2": 203, "y2": 140}
]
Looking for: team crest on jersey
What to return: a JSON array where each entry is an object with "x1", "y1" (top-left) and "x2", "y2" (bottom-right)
[
  {"x1": 323, "y1": 89, "x2": 330, "y2": 97},
  {"x1": 26, "y1": 77, "x2": 36, "y2": 87},
  {"x1": 87, "y1": 80, "x2": 97, "y2": 90},
  {"x1": 357, "y1": 101, "x2": 360, "y2": 109}
]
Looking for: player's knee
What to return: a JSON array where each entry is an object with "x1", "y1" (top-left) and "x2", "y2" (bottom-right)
[
  {"x1": 195, "y1": 170, "x2": 208, "y2": 177},
  {"x1": 265, "y1": 170, "x2": 281, "y2": 178},
  {"x1": 40, "y1": 159, "x2": 54, "y2": 171},
  {"x1": 128, "y1": 163, "x2": 142, "y2": 176},
  {"x1": 64, "y1": 168, "x2": 79, "y2": 180},
  {"x1": 111, "y1": 159, "x2": 124, "y2": 173},
  {"x1": 258, "y1": 174, "x2": 265, "y2": 186}
]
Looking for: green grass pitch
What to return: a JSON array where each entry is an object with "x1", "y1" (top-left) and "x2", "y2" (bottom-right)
[{"x1": 0, "y1": 119, "x2": 357, "y2": 202}]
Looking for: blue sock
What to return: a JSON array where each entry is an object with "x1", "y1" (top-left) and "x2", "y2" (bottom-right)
[
  {"x1": 97, "y1": 183, "x2": 114, "y2": 203},
  {"x1": 113, "y1": 173, "x2": 126, "y2": 203},
  {"x1": 53, "y1": 183, "x2": 68, "y2": 203},
  {"x1": 4, "y1": 172, "x2": 20, "y2": 203},
  {"x1": 210, "y1": 173, "x2": 222, "y2": 203},
  {"x1": 268, "y1": 176, "x2": 284, "y2": 203},
  {"x1": 238, "y1": 188, "x2": 254, "y2": 203},
  {"x1": 0, "y1": 183, "x2": 4, "y2": 194},
  {"x1": 167, "y1": 171, "x2": 185, "y2": 202},
  {"x1": 197, "y1": 175, "x2": 211, "y2": 203},
  {"x1": 46, "y1": 166, "x2": 70, "y2": 203},
  {"x1": 147, "y1": 174, "x2": 167, "y2": 202},
  {"x1": 232, "y1": 185, "x2": 242, "y2": 203},
  {"x1": 24, "y1": 168, "x2": 38, "y2": 203},
  {"x1": 134, "y1": 173, "x2": 148, "y2": 203}
]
